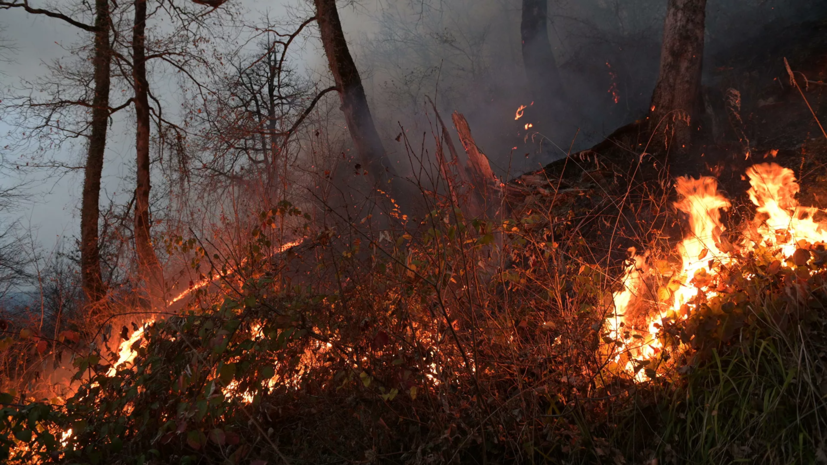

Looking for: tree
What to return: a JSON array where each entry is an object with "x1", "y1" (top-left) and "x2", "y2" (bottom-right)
[
  {"x1": 648, "y1": 0, "x2": 707, "y2": 151},
  {"x1": 313, "y1": 0, "x2": 395, "y2": 188},
  {"x1": 0, "y1": 0, "x2": 113, "y2": 304},
  {"x1": 131, "y1": 0, "x2": 165, "y2": 304},
  {"x1": 521, "y1": 0, "x2": 565, "y2": 117},
  {"x1": 196, "y1": 34, "x2": 314, "y2": 198}
]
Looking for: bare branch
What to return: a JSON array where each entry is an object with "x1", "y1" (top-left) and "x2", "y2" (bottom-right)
[{"x1": 0, "y1": 0, "x2": 95, "y2": 32}]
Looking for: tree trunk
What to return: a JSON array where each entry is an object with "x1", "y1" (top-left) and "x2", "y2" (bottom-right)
[
  {"x1": 132, "y1": 0, "x2": 165, "y2": 305},
  {"x1": 80, "y1": 0, "x2": 111, "y2": 303},
  {"x1": 649, "y1": 0, "x2": 707, "y2": 151},
  {"x1": 521, "y1": 0, "x2": 565, "y2": 117},
  {"x1": 314, "y1": 0, "x2": 394, "y2": 187}
]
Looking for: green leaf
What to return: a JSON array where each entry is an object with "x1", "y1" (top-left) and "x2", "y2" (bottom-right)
[
  {"x1": 186, "y1": 430, "x2": 206, "y2": 450},
  {"x1": 260, "y1": 366, "x2": 276, "y2": 381},
  {"x1": 360, "y1": 371, "x2": 372, "y2": 388},
  {"x1": 14, "y1": 428, "x2": 32, "y2": 443},
  {"x1": 209, "y1": 428, "x2": 226, "y2": 446},
  {"x1": 219, "y1": 363, "x2": 237, "y2": 385},
  {"x1": 195, "y1": 400, "x2": 208, "y2": 422}
]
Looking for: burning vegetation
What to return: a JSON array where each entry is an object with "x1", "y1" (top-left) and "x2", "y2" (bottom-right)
[{"x1": 1, "y1": 0, "x2": 827, "y2": 464}]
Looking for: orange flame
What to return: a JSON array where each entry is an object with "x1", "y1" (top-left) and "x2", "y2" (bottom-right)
[{"x1": 605, "y1": 163, "x2": 827, "y2": 380}]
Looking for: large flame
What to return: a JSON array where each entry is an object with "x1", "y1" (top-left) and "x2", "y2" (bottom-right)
[{"x1": 607, "y1": 162, "x2": 826, "y2": 380}]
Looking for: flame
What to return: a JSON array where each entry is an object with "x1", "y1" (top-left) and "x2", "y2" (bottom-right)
[
  {"x1": 607, "y1": 162, "x2": 826, "y2": 380},
  {"x1": 746, "y1": 163, "x2": 827, "y2": 255},
  {"x1": 10, "y1": 237, "x2": 307, "y2": 456},
  {"x1": 167, "y1": 239, "x2": 304, "y2": 305},
  {"x1": 107, "y1": 324, "x2": 150, "y2": 376},
  {"x1": 515, "y1": 105, "x2": 527, "y2": 120}
]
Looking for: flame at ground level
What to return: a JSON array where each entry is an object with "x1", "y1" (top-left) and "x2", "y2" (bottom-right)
[{"x1": 607, "y1": 162, "x2": 827, "y2": 380}]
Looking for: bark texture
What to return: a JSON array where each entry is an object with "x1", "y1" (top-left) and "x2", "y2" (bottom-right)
[
  {"x1": 521, "y1": 0, "x2": 564, "y2": 112},
  {"x1": 649, "y1": 0, "x2": 707, "y2": 149},
  {"x1": 452, "y1": 112, "x2": 505, "y2": 220},
  {"x1": 80, "y1": 0, "x2": 111, "y2": 303},
  {"x1": 314, "y1": 0, "x2": 393, "y2": 186},
  {"x1": 132, "y1": 0, "x2": 165, "y2": 305}
]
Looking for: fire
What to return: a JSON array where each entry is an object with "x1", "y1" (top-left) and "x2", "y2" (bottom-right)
[
  {"x1": 167, "y1": 239, "x2": 304, "y2": 305},
  {"x1": 106, "y1": 239, "x2": 304, "y2": 392},
  {"x1": 108, "y1": 324, "x2": 150, "y2": 376},
  {"x1": 8, "y1": 235, "x2": 305, "y2": 457},
  {"x1": 607, "y1": 162, "x2": 826, "y2": 380},
  {"x1": 515, "y1": 104, "x2": 527, "y2": 120},
  {"x1": 745, "y1": 164, "x2": 827, "y2": 255}
]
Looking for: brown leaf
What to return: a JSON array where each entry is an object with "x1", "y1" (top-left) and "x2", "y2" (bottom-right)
[
  {"x1": 372, "y1": 331, "x2": 389, "y2": 350},
  {"x1": 793, "y1": 249, "x2": 811, "y2": 267},
  {"x1": 225, "y1": 431, "x2": 241, "y2": 446},
  {"x1": 36, "y1": 340, "x2": 47, "y2": 355},
  {"x1": 160, "y1": 432, "x2": 176, "y2": 445},
  {"x1": 698, "y1": 248, "x2": 708, "y2": 260},
  {"x1": 62, "y1": 331, "x2": 79, "y2": 343},
  {"x1": 767, "y1": 260, "x2": 782, "y2": 274}
]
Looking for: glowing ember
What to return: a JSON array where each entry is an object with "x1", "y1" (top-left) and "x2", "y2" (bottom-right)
[
  {"x1": 60, "y1": 428, "x2": 72, "y2": 447},
  {"x1": 606, "y1": 162, "x2": 827, "y2": 380},
  {"x1": 524, "y1": 123, "x2": 533, "y2": 130},
  {"x1": 606, "y1": 61, "x2": 619, "y2": 104},
  {"x1": 515, "y1": 105, "x2": 527, "y2": 120}
]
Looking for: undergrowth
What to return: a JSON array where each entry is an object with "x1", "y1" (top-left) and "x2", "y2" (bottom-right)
[{"x1": 1, "y1": 193, "x2": 826, "y2": 464}]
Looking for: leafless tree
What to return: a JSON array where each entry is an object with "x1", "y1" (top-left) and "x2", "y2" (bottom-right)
[
  {"x1": 0, "y1": 0, "x2": 118, "y2": 305},
  {"x1": 130, "y1": 0, "x2": 165, "y2": 304},
  {"x1": 314, "y1": 0, "x2": 396, "y2": 189}
]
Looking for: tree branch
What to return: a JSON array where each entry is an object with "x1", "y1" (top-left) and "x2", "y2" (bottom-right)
[{"x1": 0, "y1": 0, "x2": 95, "y2": 32}]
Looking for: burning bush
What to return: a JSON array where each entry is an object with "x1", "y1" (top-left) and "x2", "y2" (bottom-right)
[{"x1": 2, "y1": 168, "x2": 827, "y2": 463}]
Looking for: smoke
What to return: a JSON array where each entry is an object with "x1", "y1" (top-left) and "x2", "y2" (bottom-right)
[{"x1": 324, "y1": 0, "x2": 825, "y2": 178}]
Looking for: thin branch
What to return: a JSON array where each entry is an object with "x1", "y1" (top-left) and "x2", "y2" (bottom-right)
[{"x1": 0, "y1": 0, "x2": 95, "y2": 32}]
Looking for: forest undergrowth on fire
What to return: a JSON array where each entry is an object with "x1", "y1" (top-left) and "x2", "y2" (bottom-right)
[{"x1": 1, "y1": 139, "x2": 827, "y2": 464}]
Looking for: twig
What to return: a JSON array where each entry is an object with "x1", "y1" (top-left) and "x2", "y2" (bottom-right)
[{"x1": 784, "y1": 58, "x2": 827, "y2": 141}]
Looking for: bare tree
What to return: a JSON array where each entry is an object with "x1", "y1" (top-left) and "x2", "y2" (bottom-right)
[
  {"x1": 648, "y1": 0, "x2": 707, "y2": 151},
  {"x1": 193, "y1": 33, "x2": 319, "y2": 197},
  {"x1": 0, "y1": 0, "x2": 113, "y2": 304},
  {"x1": 314, "y1": 0, "x2": 396, "y2": 188},
  {"x1": 131, "y1": 0, "x2": 165, "y2": 304}
]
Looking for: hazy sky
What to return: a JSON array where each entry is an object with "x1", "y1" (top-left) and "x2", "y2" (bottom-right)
[
  {"x1": 0, "y1": 0, "x2": 308, "y2": 253},
  {"x1": 0, "y1": 0, "x2": 819, "y2": 257}
]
